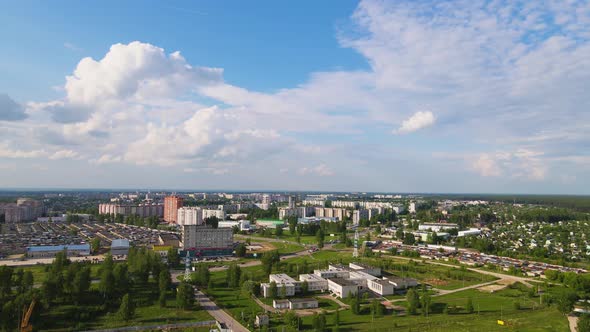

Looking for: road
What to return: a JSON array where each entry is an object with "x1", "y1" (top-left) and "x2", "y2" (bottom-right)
[{"x1": 194, "y1": 290, "x2": 249, "y2": 332}]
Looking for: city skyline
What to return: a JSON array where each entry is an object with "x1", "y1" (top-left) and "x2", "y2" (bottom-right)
[{"x1": 1, "y1": 0, "x2": 589, "y2": 194}]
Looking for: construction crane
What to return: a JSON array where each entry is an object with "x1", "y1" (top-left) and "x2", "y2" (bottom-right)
[{"x1": 20, "y1": 298, "x2": 36, "y2": 332}]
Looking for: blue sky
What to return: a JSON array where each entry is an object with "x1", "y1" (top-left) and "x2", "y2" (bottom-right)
[{"x1": 0, "y1": 0, "x2": 589, "y2": 194}]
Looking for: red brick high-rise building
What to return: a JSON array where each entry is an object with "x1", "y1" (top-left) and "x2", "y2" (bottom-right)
[{"x1": 164, "y1": 195, "x2": 183, "y2": 223}]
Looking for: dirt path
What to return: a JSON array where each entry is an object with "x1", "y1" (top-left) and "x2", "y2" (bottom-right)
[{"x1": 568, "y1": 315, "x2": 578, "y2": 332}]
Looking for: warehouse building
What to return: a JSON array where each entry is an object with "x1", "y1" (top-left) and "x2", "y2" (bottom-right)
[
  {"x1": 26, "y1": 244, "x2": 90, "y2": 258},
  {"x1": 328, "y1": 277, "x2": 358, "y2": 298},
  {"x1": 110, "y1": 239, "x2": 130, "y2": 256}
]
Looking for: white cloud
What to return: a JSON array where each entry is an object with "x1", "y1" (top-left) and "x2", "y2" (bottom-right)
[
  {"x1": 395, "y1": 111, "x2": 435, "y2": 134},
  {"x1": 298, "y1": 164, "x2": 334, "y2": 176},
  {"x1": 472, "y1": 154, "x2": 502, "y2": 177},
  {"x1": 0, "y1": 144, "x2": 46, "y2": 159},
  {"x1": 470, "y1": 149, "x2": 547, "y2": 181},
  {"x1": 49, "y1": 149, "x2": 80, "y2": 160}
]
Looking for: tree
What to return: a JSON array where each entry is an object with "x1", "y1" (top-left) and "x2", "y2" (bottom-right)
[
  {"x1": 117, "y1": 293, "x2": 135, "y2": 321},
  {"x1": 301, "y1": 280, "x2": 309, "y2": 295},
  {"x1": 226, "y1": 263, "x2": 241, "y2": 288},
  {"x1": 269, "y1": 281, "x2": 278, "y2": 299},
  {"x1": 72, "y1": 266, "x2": 91, "y2": 304},
  {"x1": 0, "y1": 266, "x2": 13, "y2": 300},
  {"x1": 406, "y1": 289, "x2": 419, "y2": 315},
  {"x1": 205, "y1": 216, "x2": 219, "y2": 229},
  {"x1": 261, "y1": 250, "x2": 280, "y2": 276},
  {"x1": 159, "y1": 269, "x2": 171, "y2": 307},
  {"x1": 168, "y1": 248, "x2": 180, "y2": 267},
  {"x1": 113, "y1": 263, "x2": 129, "y2": 296},
  {"x1": 333, "y1": 309, "x2": 340, "y2": 331},
  {"x1": 421, "y1": 292, "x2": 432, "y2": 316},
  {"x1": 235, "y1": 243, "x2": 247, "y2": 257},
  {"x1": 91, "y1": 237, "x2": 101, "y2": 254},
  {"x1": 556, "y1": 290, "x2": 578, "y2": 315},
  {"x1": 371, "y1": 299, "x2": 384, "y2": 318},
  {"x1": 403, "y1": 233, "x2": 416, "y2": 245},
  {"x1": 316, "y1": 229, "x2": 325, "y2": 248},
  {"x1": 99, "y1": 263, "x2": 115, "y2": 302},
  {"x1": 350, "y1": 293, "x2": 361, "y2": 315},
  {"x1": 22, "y1": 270, "x2": 34, "y2": 293},
  {"x1": 176, "y1": 282, "x2": 195, "y2": 310},
  {"x1": 465, "y1": 297, "x2": 474, "y2": 314},
  {"x1": 275, "y1": 226, "x2": 284, "y2": 236},
  {"x1": 284, "y1": 310, "x2": 300, "y2": 329},
  {"x1": 288, "y1": 216, "x2": 298, "y2": 235},
  {"x1": 280, "y1": 284, "x2": 287, "y2": 299},
  {"x1": 578, "y1": 314, "x2": 590, "y2": 332}
]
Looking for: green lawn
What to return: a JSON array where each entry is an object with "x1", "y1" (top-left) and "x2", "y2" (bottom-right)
[{"x1": 297, "y1": 286, "x2": 569, "y2": 331}]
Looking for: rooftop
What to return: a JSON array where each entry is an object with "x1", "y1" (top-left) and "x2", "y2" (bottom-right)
[
  {"x1": 27, "y1": 244, "x2": 90, "y2": 252},
  {"x1": 328, "y1": 277, "x2": 357, "y2": 287}
]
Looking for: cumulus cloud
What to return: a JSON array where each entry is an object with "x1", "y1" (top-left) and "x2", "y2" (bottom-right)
[
  {"x1": 0, "y1": 94, "x2": 28, "y2": 121},
  {"x1": 470, "y1": 149, "x2": 547, "y2": 181},
  {"x1": 395, "y1": 111, "x2": 435, "y2": 134},
  {"x1": 298, "y1": 164, "x2": 334, "y2": 176},
  {"x1": 49, "y1": 149, "x2": 80, "y2": 160}
]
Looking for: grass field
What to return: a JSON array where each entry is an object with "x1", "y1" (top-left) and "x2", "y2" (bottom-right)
[{"x1": 297, "y1": 286, "x2": 569, "y2": 331}]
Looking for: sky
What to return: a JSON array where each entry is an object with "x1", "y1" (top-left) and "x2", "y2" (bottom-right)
[{"x1": 0, "y1": 0, "x2": 589, "y2": 194}]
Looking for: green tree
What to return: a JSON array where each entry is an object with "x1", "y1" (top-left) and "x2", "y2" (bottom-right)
[
  {"x1": 556, "y1": 290, "x2": 578, "y2": 315},
  {"x1": 465, "y1": 297, "x2": 474, "y2": 314},
  {"x1": 284, "y1": 310, "x2": 300, "y2": 329},
  {"x1": 578, "y1": 314, "x2": 590, "y2": 332},
  {"x1": 333, "y1": 309, "x2": 340, "y2": 331},
  {"x1": 316, "y1": 229, "x2": 325, "y2": 248},
  {"x1": 350, "y1": 293, "x2": 361, "y2": 315},
  {"x1": 91, "y1": 237, "x2": 101, "y2": 254},
  {"x1": 301, "y1": 280, "x2": 309, "y2": 295},
  {"x1": 406, "y1": 289, "x2": 419, "y2": 315},
  {"x1": 117, "y1": 293, "x2": 135, "y2": 321},
  {"x1": 371, "y1": 299, "x2": 384, "y2": 318},
  {"x1": 235, "y1": 243, "x2": 247, "y2": 257},
  {"x1": 280, "y1": 284, "x2": 287, "y2": 299},
  {"x1": 205, "y1": 216, "x2": 219, "y2": 229},
  {"x1": 159, "y1": 269, "x2": 171, "y2": 307},
  {"x1": 176, "y1": 282, "x2": 195, "y2": 310},
  {"x1": 276, "y1": 226, "x2": 284, "y2": 236},
  {"x1": 167, "y1": 248, "x2": 180, "y2": 267},
  {"x1": 269, "y1": 281, "x2": 278, "y2": 299},
  {"x1": 421, "y1": 292, "x2": 432, "y2": 316}
]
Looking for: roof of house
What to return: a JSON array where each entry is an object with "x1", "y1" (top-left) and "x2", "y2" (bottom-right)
[
  {"x1": 111, "y1": 239, "x2": 130, "y2": 248},
  {"x1": 289, "y1": 298, "x2": 318, "y2": 304},
  {"x1": 328, "y1": 277, "x2": 357, "y2": 287},
  {"x1": 27, "y1": 244, "x2": 90, "y2": 252}
]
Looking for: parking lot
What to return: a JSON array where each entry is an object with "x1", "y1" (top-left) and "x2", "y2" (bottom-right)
[{"x1": 0, "y1": 221, "x2": 180, "y2": 258}]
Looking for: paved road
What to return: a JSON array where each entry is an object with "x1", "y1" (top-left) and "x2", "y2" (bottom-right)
[{"x1": 194, "y1": 290, "x2": 249, "y2": 332}]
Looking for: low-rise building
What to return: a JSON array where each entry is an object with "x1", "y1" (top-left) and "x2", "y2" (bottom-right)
[
  {"x1": 26, "y1": 244, "x2": 90, "y2": 258},
  {"x1": 289, "y1": 298, "x2": 319, "y2": 309},
  {"x1": 328, "y1": 277, "x2": 358, "y2": 298},
  {"x1": 299, "y1": 274, "x2": 328, "y2": 292},
  {"x1": 111, "y1": 238, "x2": 130, "y2": 256}
]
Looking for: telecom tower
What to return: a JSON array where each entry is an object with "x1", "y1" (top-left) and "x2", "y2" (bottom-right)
[
  {"x1": 184, "y1": 251, "x2": 192, "y2": 282},
  {"x1": 353, "y1": 229, "x2": 359, "y2": 258}
]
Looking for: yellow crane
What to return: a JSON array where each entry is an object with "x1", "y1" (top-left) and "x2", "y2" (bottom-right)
[{"x1": 20, "y1": 299, "x2": 36, "y2": 332}]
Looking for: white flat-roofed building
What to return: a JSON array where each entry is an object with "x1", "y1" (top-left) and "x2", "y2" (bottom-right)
[
  {"x1": 349, "y1": 262, "x2": 381, "y2": 276},
  {"x1": 272, "y1": 299, "x2": 290, "y2": 309},
  {"x1": 458, "y1": 228, "x2": 482, "y2": 237},
  {"x1": 261, "y1": 274, "x2": 297, "y2": 298},
  {"x1": 328, "y1": 278, "x2": 358, "y2": 298},
  {"x1": 348, "y1": 270, "x2": 378, "y2": 288},
  {"x1": 177, "y1": 207, "x2": 204, "y2": 226},
  {"x1": 386, "y1": 277, "x2": 419, "y2": 289},
  {"x1": 289, "y1": 298, "x2": 318, "y2": 309},
  {"x1": 314, "y1": 268, "x2": 349, "y2": 279},
  {"x1": 418, "y1": 223, "x2": 459, "y2": 232},
  {"x1": 299, "y1": 274, "x2": 328, "y2": 292},
  {"x1": 203, "y1": 209, "x2": 226, "y2": 220},
  {"x1": 368, "y1": 279, "x2": 395, "y2": 296}
]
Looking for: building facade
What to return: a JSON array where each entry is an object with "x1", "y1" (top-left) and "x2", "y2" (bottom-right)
[
  {"x1": 177, "y1": 207, "x2": 204, "y2": 226},
  {"x1": 98, "y1": 203, "x2": 163, "y2": 217},
  {"x1": 164, "y1": 195, "x2": 183, "y2": 223}
]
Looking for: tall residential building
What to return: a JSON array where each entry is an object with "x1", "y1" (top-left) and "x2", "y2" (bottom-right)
[
  {"x1": 177, "y1": 207, "x2": 204, "y2": 226},
  {"x1": 0, "y1": 198, "x2": 44, "y2": 222},
  {"x1": 288, "y1": 196, "x2": 296, "y2": 209},
  {"x1": 164, "y1": 195, "x2": 183, "y2": 223},
  {"x1": 409, "y1": 202, "x2": 417, "y2": 214},
  {"x1": 98, "y1": 203, "x2": 163, "y2": 217}
]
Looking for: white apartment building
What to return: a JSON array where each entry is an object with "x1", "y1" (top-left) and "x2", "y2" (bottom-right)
[
  {"x1": 177, "y1": 207, "x2": 204, "y2": 226},
  {"x1": 302, "y1": 199, "x2": 325, "y2": 206},
  {"x1": 409, "y1": 202, "x2": 417, "y2": 213},
  {"x1": 332, "y1": 201, "x2": 359, "y2": 208},
  {"x1": 202, "y1": 209, "x2": 226, "y2": 220}
]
